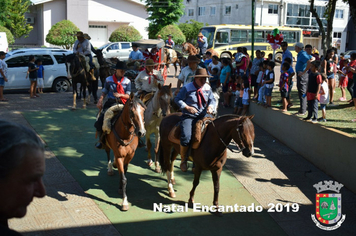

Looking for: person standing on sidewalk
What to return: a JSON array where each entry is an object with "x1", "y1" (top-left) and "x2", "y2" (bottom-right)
[
  {"x1": 294, "y1": 42, "x2": 314, "y2": 116},
  {"x1": 0, "y1": 51, "x2": 8, "y2": 102},
  {"x1": 0, "y1": 120, "x2": 46, "y2": 236}
]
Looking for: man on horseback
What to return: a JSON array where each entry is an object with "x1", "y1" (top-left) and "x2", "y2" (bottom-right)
[
  {"x1": 197, "y1": 32, "x2": 208, "y2": 56},
  {"x1": 94, "y1": 61, "x2": 131, "y2": 149},
  {"x1": 174, "y1": 68, "x2": 216, "y2": 172},
  {"x1": 135, "y1": 59, "x2": 164, "y2": 98},
  {"x1": 73, "y1": 31, "x2": 96, "y2": 80},
  {"x1": 165, "y1": 34, "x2": 175, "y2": 63},
  {"x1": 128, "y1": 44, "x2": 144, "y2": 70},
  {"x1": 175, "y1": 55, "x2": 202, "y2": 95}
]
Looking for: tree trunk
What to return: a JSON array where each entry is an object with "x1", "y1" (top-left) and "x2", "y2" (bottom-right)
[
  {"x1": 348, "y1": 0, "x2": 356, "y2": 32},
  {"x1": 310, "y1": 0, "x2": 327, "y2": 55},
  {"x1": 325, "y1": 0, "x2": 337, "y2": 50}
]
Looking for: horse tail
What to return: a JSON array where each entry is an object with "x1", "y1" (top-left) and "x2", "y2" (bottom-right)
[{"x1": 158, "y1": 141, "x2": 168, "y2": 174}]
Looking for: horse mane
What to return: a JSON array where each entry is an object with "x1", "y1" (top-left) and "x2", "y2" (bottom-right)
[
  {"x1": 66, "y1": 53, "x2": 77, "y2": 61},
  {"x1": 160, "y1": 85, "x2": 173, "y2": 96},
  {"x1": 215, "y1": 114, "x2": 253, "y2": 126},
  {"x1": 131, "y1": 96, "x2": 146, "y2": 109}
]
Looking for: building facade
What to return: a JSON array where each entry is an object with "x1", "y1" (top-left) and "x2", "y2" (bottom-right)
[
  {"x1": 180, "y1": 0, "x2": 353, "y2": 53},
  {"x1": 15, "y1": 0, "x2": 149, "y2": 48}
]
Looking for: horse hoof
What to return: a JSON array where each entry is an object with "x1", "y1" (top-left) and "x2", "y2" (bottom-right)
[
  {"x1": 169, "y1": 191, "x2": 176, "y2": 198},
  {"x1": 188, "y1": 201, "x2": 194, "y2": 208},
  {"x1": 155, "y1": 167, "x2": 161, "y2": 173},
  {"x1": 147, "y1": 160, "x2": 153, "y2": 167},
  {"x1": 107, "y1": 171, "x2": 114, "y2": 176},
  {"x1": 71, "y1": 107, "x2": 76, "y2": 110},
  {"x1": 121, "y1": 204, "x2": 129, "y2": 211},
  {"x1": 171, "y1": 179, "x2": 176, "y2": 185},
  {"x1": 118, "y1": 189, "x2": 123, "y2": 195}
]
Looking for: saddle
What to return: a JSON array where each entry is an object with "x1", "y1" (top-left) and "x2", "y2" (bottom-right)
[
  {"x1": 102, "y1": 104, "x2": 124, "y2": 134},
  {"x1": 168, "y1": 117, "x2": 214, "y2": 149}
]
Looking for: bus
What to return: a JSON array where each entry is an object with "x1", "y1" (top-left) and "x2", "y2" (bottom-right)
[{"x1": 200, "y1": 25, "x2": 303, "y2": 60}]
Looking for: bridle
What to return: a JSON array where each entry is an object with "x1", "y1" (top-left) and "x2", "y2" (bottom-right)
[{"x1": 68, "y1": 55, "x2": 85, "y2": 78}]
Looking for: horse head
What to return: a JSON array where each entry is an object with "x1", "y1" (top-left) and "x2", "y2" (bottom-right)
[
  {"x1": 128, "y1": 93, "x2": 146, "y2": 137},
  {"x1": 157, "y1": 83, "x2": 172, "y2": 117},
  {"x1": 232, "y1": 115, "x2": 255, "y2": 157}
]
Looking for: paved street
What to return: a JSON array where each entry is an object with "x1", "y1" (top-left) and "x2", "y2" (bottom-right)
[{"x1": 1, "y1": 67, "x2": 356, "y2": 235}]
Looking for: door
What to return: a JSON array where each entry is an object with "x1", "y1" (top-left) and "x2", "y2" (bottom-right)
[
  {"x1": 104, "y1": 43, "x2": 120, "y2": 58},
  {"x1": 118, "y1": 42, "x2": 132, "y2": 61},
  {"x1": 88, "y1": 25, "x2": 108, "y2": 48},
  {"x1": 5, "y1": 55, "x2": 31, "y2": 89}
]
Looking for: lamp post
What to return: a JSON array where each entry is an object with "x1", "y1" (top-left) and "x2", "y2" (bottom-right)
[{"x1": 251, "y1": 0, "x2": 255, "y2": 60}]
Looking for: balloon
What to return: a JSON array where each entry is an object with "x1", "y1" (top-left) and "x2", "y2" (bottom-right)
[
  {"x1": 272, "y1": 28, "x2": 279, "y2": 37},
  {"x1": 275, "y1": 34, "x2": 280, "y2": 40}
]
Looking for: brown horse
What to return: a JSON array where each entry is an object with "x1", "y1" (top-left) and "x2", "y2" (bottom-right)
[
  {"x1": 144, "y1": 84, "x2": 172, "y2": 173},
  {"x1": 163, "y1": 48, "x2": 183, "y2": 78},
  {"x1": 182, "y1": 42, "x2": 200, "y2": 55},
  {"x1": 103, "y1": 93, "x2": 146, "y2": 211},
  {"x1": 95, "y1": 49, "x2": 112, "y2": 88},
  {"x1": 158, "y1": 114, "x2": 255, "y2": 215}
]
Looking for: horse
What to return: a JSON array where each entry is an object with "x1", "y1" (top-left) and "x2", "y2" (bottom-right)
[
  {"x1": 158, "y1": 114, "x2": 255, "y2": 215},
  {"x1": 182, "y1": 42, "x2": 200, "y2": 56},
  {"x1": 95, "y1": 49, "x2": 114, "y2": 88},
  {"x1": 206, "y1": 48, "x2": 219, "y2": 57},
  {"x1": 65, "y1": 53, "x2": 89, "y2": 109},
  {"x1": 103, "y1": 93, "x2": 146, "y2": 211},
  {"x1": 144, "y1": 83, "x2": 172, "y2": 173},
  {"x1": 163, "y1": 48, "x2": 183, "y2": 78}
]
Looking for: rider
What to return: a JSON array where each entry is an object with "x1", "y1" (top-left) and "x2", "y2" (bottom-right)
[
  {"x1": 83, "y1": 33, "x2": 97, "y2": 80},
  {"x1": 174, "y1": 68, "x2": 216, "y2": 172},
  {"x1": 175, "y1": 55, "x2": 202, "y2": 95},
  {"x1": 73, "y1": 31, "x2": 95, "y2": 78},
  {"x1": 135, "y1": 59, "x2": 164, "y2": 97},
  {"x1": 197, "y1": 32, "x2": 208, "y2": 56},
  {"x1": 165, "y1": 34, "x2": 175, "y2": 62},
  {"x1": 128, "y1": 44, "x2": 144, "y2": 70},
  {"x1": 94, "y1": 61, "x2": 131, "y2": 149}
]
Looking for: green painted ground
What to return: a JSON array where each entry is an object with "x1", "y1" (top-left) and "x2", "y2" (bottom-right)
[{"x1": 24, "y1": 109, "x2": 287, "y2": 236}]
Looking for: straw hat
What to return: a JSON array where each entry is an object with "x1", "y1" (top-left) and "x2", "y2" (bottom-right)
[
  {"x1": 198, "y1": 32, "x2": 203, "y2": 37},
  {"x1": 76, "y1": 31, "x2": 84, "y2": 37},
  {"x1": 112, "y1": 61, "x2": 128, "y2": 70},
  {"x1": 220, "y1": 51, "x2": 232, "y2": 59},
  {"x1": 186, "y1": 55, "x2": 201, "y2": 63},
  {"x1": 83, "y1": 33, "x2": 91, "y2": 40},
  {"x1": 157, "y1": 35, "x2": 162, "y2": 38},
  {"x1": 189, "y1": 68, "x2": 213, "y2": 78},
  {"x1": 145, "y1": 59, "x2": 158, "y2": 67}
]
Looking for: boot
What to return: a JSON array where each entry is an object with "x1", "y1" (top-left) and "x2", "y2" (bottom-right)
[
  {"x1": 95, "y1": 131, "x2": 104, "y2": 149},
  {"x1": 180, "y1": 145, "x2": 189, "y2": 172}
]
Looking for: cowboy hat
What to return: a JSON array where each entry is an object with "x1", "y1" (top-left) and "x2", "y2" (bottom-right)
[
  {"x1": 83, "y1": 33, "x2": 91, "y2": 40},
  {"x1": 186, "y1": 55, "x2": 201, "y2": 63},
  {"x1": 132, "y1": 44, "x2": 138, "y2": 47},
  {"x1": 189, "y1": 68, "x2": 213, "y2": 78},
  {"x1": 75, "y1": 31, "x2": 84, "y2": 37},
  {"x1": 157, "y1": 35, "x2": 162, "y2": 38},
  {"x1": 112, "y1": 61, "x2": 128, "y2": 70},
  {"x1": 220, "y1": 51, "x2": 232, "y2": 59},
  {"x1": 145, "y1": 59, "x2": 158, "y2": 67},
  {"x1": 0, "y1": 51, "x2": 7, "y2": 56},
  {"x1": 198, "y1": 32, "x2": 204, "y2": 37}
]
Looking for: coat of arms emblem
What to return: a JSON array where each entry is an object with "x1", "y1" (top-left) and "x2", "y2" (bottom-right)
[{"x1": 311, "y1": 180, "x2": 346, "y2": 230}]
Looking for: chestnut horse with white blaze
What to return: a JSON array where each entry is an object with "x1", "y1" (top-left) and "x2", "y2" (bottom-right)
[{"x1": 159, "y1": 114, "x2": 255, "y2": 215}]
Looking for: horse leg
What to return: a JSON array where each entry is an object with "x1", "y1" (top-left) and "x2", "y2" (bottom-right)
[
  {"x1": 106, "y1": 147, "x2": 114, "y2": 176},
  {"x1": 117, "y1": 158, "x2": 129, "y2": 211},
  {"x1": 72, "y1": 83, "x2": 77, "y2": 110},
  {"x1": 146, "y1": 136, "x2": 153, "y2": 167},
  {"x1": 153, "y1": 134, "x2": 161, "y2": 173},
  {"x1": 188, "y1": 166, "x2": 202, "y2": 208},
  {"x1": 82, "y1": 84, "x2": 87, "y2": 109},
  {"x1": 169, "y1": 147, "x2": 178, "y2": 185},
  {"x1": 173, "y1": 62, "x2": 178, "y2": 78},
  {"x1": 210, "y1": 168, "x2": 223, "y2": 216}
]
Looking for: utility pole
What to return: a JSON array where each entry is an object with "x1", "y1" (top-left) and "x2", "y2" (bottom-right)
[{"x1": 251, "y1": 0, "x2": 255, "y2": 60}]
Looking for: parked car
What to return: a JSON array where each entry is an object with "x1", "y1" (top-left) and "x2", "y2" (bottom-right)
[
  {"x1": 343, "y1": 50, "x2": 356, "y2": 59},
  {"x1": 97, "y1": 42, "x2": 132, "y2": 61},
  {"x1": 4, "y1": 48, "x2": 73, "y2": 92}
]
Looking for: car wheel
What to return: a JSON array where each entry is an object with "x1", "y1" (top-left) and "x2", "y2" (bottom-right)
[{"x1": 53, "y1": 78, "x2": 70, "y2": 92}]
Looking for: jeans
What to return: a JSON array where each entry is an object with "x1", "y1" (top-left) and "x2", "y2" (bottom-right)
[
  {"x1": 180, "y1": 113, "x2": 207, "y2": 146},
  {"x1": 307, "y1": 99, "x2": 318, "y2": 120},
  {"x1": 347, "y1": 79, "x2": 353, "y2": 98},
  {"x1": 297, "y1": 73, "x2": 308, "y2": 114},
  {"x1": 258, "y1": 84, "x2": 266, "y2": 103}
]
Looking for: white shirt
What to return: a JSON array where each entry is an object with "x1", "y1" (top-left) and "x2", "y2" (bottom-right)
[
  {"x1": 320, "y1": 81, "x2": 329, "y2": 104},
  {"x1": 135, "y1": 69, "x2": 164, "y2": 92},
  {"x1": 178, "y1": 65, "x2": 202, "y2": 86},
  {"x1": 242, "y1": 88, "x2": 250, "y2": 100},
  {"x1": 0, "y1": 59, "x2": 8, "y2": 78},
  {"x1": 208, "y1": 61, "x2": 222, "y2": 75},
  {"x1": 73, "y1": 39, "x2": 91, "y2": 56},
  {"x1": 256, "y1": 71, "x2": 264, "y2": 83}
]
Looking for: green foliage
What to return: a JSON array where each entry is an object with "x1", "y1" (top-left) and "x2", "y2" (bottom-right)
[
  {"x1": 109, "y1": 25, "x2": 142, "y2": 42},
  {"x1": 45, "y1": 20, "x2": 79, "y2": 49},
  {"x1": 0, "y1": 0, "x2": 33, "y2": 39},
  {"x1": 178, "y1": 20, "x2": 207, "y2": 44},
  {"x1": 0, "y1": 25, "x2": 15, "y2": 44},
  {"x1": 145, "y1": 0, "x2": 184, "y2": 38},
  {"x1": 156, "y1": 24, "x2": 186, "y2": 45}
]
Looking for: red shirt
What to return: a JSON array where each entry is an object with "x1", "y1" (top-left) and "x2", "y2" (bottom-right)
[{"x1": 347, "y1": 60, "x2": 356, "y2": 79}]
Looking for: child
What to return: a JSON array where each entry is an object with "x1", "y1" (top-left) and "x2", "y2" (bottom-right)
[
  {"x1": 255, "y1": 62, "x2": 264, "y2": 102},
  {"x1": 268, "y1": 53, "x2": 273, "y2": 61},
  {"x1": 234, "y1": 77, "x2": 244, "y2": 115},
  {"x1": 209, "y1": 67, "x2": 219, "y2": 91},
  {"x1": 263, "y1": 61, "x2": 275, "y2": 108},
  {"x1": 241, "y1": 76, "x2": 251, "y2": 115},
  {"x1": 318, "y1": 73, "x2": 329, "y2": 122},
  {"x1": 26, "y1": 55, "x2": 39, "y2": 98},
  {"x1": 284, "y1": 57, "x2": 295, "y2": 108},
  {"x1": 303, "y1": 60, "x2": 322, "y2": 123},
  {"x1": 279, "y1": 62, "x2": 290, "y2": 111},
  {"x1": 257, "y1": 60, "x2": 269, "y2": 105},
  {"x1": 36, "y1": 59, "x2": 44, "y2": 94},
  {"x1": 337, "y1": 59, "x2": 349, "y2": 101}
]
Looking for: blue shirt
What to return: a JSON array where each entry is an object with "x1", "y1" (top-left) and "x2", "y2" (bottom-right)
[
  {"x1": 129, "y1": 50, "x2": 143, "y2": 60},
  {"x1": 175, "y1": 82, "x2": 216, "y2": 116},
  {"x1": 204, "y1": 58, "x2": 212, "y2": 68},
  {"x1": 296, "y1": 50, "x2": 311, "y2": 73},
  {"x1": 197, "y1": 36, "x2": 208, "y2": 48},
  {"x1": 281, "y1": 49, "x2": 293, "y2": 72},
  {"x1": 37, "y1": 65, "x2": 44, "y2": 78},
  {"x1": 102, "y1": 76, "x2": 131, "y2": 99},
  {"x1": 220, "y1": 65, "x2": 231, "y2": 83}
]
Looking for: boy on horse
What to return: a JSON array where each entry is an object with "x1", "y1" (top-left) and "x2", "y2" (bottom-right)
[
  {"x1": 165, "y1": 34, "x2": 175, "y2": 63},
  {"x1": 175, "y1": 55, "x2": 202, "y2": 95},
  {"x1": 94, "y1": 61, "x2": 131, "y2": 149},
  {"x1": 73, "y1": 31, "x2": 95, "y2": 79},
  {"x1": 135, "y1": 59, "x2": 164, "y2": 98},
  {"x1": 174, "y1": 68, "x2": 216, "y2": 172}
]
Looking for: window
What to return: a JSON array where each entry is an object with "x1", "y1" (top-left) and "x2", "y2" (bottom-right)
[
  {"x1": 198, "y1": 7, "x2": 205, "y2": 16},
  {"x1": 6, "y1": 56, "x2": 30, "y2": 68},
  {"x1": 248, "y1": 31, "x2": 264, "y2": 42},
  {"x1": 225, "y1": 6, "x2": 231, "y2": 15},
  {"x1": 188, "y1": 9, "x2": 194, "y2": 16},
  {"x1": 335, "y1": 9, "x2": 344, "y2": 19},
  {"x1": 268, "y1": 4, "x2": 278, "y2": 14},
  {"x1": 215, "y1": 31, "x2": 229, "y2": 44},
  {"x1": 231, "y1": 30, "x2": 248, "y2": 43},
  {"x1": 53, "y1": 55, "x2": 66, "y2": 64},
  {"x1": 121, "y1": 43, "x2": 131, "y2": 49},
  {"x1": 333, "y1": 32, "x2": 342, "y2": 38},
  {"x1": 286, "y1": 3, "x2": 326, "y2": 28},
  {"x1": 210, "y1": 6, "x2": 216, "y2": 16},
  {"x1": 38, "y1": 55, "x2": 54, "y2": 66}
]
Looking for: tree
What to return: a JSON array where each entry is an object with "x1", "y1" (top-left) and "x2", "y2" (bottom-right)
[
  {"x1": 109, "y1": 25, "x2": 142, "y2": 42},
  {"x1": 46, "y1": 20, "x2": 79, "y2": 49},
  {"x1": 0, "y1": 25, "x2": 14, "y2": 45},
  {"x1": 178, "y1": 20, "x2": 206, "y2": 44},
  {"x1": 0, "y1": 0, "x2": 33, "y2": 39},
  {"x1": 157, "y1": 24, "x2": 186, "y2": 45},
  {"x1": 309, "y1": 0, "x2": 337, "y2": 54},
  {"x1": 343, "y1": 0, "x2": 356, "y2": 31},
  {"x1": 145, "y1": 0, "x2": 184, "y2": 38}
]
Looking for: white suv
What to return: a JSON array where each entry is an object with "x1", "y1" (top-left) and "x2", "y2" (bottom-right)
[
  {"x1": 97, "y1": 42, "x2": 132, "y2": 61},
  {"x1": 4, "y1": 48, "x2": 73, "y2": 92}
]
